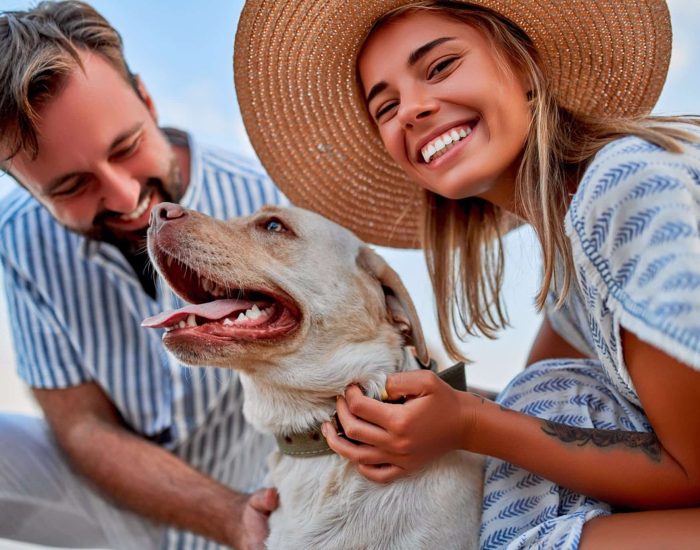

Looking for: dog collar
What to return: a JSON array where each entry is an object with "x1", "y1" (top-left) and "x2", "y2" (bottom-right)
[{"x1": 275, "y1": 359, "x2": 467, "y2": 458}]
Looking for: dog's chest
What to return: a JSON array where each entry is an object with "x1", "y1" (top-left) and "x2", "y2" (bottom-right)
[{"x1": 265, "y1": 451, "x2": 483, "y2": 550}]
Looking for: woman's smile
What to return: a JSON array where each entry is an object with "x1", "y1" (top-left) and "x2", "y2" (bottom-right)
[{"x1": 359, "y1": 11, "x2": 531, "y2": 206}]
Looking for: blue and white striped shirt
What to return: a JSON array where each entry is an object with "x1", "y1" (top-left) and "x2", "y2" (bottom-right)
[{"x1": 0, "y1": 132, "x2": 287, "y2": 548}]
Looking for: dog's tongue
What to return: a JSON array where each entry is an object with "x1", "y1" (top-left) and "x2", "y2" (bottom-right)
[{"x1": 141, "y1": 298, "x2": 256, "y2": 328}]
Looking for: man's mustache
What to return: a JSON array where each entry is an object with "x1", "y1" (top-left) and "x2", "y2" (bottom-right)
[{"x1": 93, "y1": 178, "x2": 163, "y2": 226}]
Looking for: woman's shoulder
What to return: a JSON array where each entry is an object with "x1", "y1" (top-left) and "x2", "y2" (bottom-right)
[
  {"x1": 564, "y1": 123, "x2": 700, "y2": 372},
  {"x1": 570, "y1": 122, "x2": 700, "y2": 225}
]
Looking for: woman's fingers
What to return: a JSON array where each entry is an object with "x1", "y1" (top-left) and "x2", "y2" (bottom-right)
[
  {"x1": 321, "y1": 421, "x2": 395, "y2": 465},
  {"x1": 341, "y1": 384, "x2": 400, "y2": 430},
  {"x1": 334, "y1": 393, "x2": 390, "y2": 446},
  {"x1": 384, "y1": 369, "x2": 440, "y2": 401}
]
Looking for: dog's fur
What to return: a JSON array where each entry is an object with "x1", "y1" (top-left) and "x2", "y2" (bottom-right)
[{"x1": 145, "y1": 204, "x2": 483, "y2": 549}]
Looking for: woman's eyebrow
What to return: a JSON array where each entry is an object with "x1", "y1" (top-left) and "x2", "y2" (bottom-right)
[
  {"x1": 365, "y1": 37, "x2": 457, "y2": 103},
  {"x1": 408, "y1": 36, "x2": 456, "y2": 66}
]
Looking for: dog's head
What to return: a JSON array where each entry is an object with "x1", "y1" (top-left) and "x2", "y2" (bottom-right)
[{"x1": 142, "y1": 204, "x2": 428, "y2": 431}]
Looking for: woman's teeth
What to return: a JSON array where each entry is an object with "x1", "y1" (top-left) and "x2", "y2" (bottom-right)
[
  {"x1": 421, "y1": 127, "x2": 472, "y2": 164},
  {"x1": 120, "y1": 190, "x2": 152, "y2": 221}
]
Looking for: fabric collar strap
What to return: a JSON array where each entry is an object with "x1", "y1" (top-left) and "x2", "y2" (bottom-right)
[{"x1": 275, "y1": 359, "x2": 467, "y2": 457}]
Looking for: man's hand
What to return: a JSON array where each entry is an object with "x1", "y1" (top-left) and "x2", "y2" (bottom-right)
[
  {"x1": 33, "y1": 383, "x2": 277, "y2": 547},
  {"x1": 228, "y1": 488, "x2": 279, "y2": 550}
]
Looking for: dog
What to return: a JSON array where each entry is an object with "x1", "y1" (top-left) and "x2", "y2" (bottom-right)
[{"x1": 142, "y1": 203, "x2": 483, "y2": 549}]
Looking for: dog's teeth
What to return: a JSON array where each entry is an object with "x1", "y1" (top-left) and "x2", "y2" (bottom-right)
[
  {"x1": 178, "y1": 320, "x2": 186, "y2": 329},
  {"x1": 237, "y1": 312, "x2": 247, "y2": 322},
  {"x1": 246, "y1": 305, "x2": 262, "y2": 320},
  {"x1": 223, "y1": 318, "x2": 234, "y2": 326},
  {"x1": 213, "y1": 285, "x2": 226, "y2": 297},
  {"x1": 187, "y1": 314, "x2": 197, "y2": 327},
  {"x1": 166, "y1": 256, "x2": 173, "y2": 267}
]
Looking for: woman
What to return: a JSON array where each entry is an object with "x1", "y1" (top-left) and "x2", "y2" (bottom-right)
[{"x1": 235, "y1": 1, "x2": 700, "y2": 547}]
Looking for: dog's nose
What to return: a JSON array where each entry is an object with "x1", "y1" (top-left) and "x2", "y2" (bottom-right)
[{"x1": 150, "y1": 202, "x2": 187, "y2": 230}]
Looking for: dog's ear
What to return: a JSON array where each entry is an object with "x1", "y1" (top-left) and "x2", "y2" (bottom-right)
[{"x1": 356, "y1": 246, "x2": 430, "y2": 365}]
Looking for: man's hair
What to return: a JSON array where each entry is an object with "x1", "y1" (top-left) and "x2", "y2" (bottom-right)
[{"x1": 0, "y1": 1, "x2": 134, "y2": 162}]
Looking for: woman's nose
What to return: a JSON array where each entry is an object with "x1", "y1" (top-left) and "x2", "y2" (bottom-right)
[{"x1": 397, "y1": 92, "x2": 439, "y2": 128}]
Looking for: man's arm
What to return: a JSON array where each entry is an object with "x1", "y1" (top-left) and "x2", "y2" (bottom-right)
[{"x1": 33, "y1": 382, "x2": 276, "y2": 549}]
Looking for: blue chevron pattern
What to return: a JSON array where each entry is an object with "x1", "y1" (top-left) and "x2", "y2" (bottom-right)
[
  {"x1": 637, "y1": 253, "x2": 676, "y2": 287},
  {"x1": 613, "y1": 255, "x2": 640, "y2": 287},
  {"x1": 481, "y1": 126, "x2": 700, "y2": 550},
  {"x1": 589, "y1": 161, "x2": 646, "y2": 202},
  {"x1": 625, "y1": 174, "x2": 683, "y2": 200},
  {"x1": 481, "y1": 526, "x2": 522, "y2": 550},
  {"x1": 611, "y1": 206, "x2": 661, "y2": 251},
  {"x1": 662, "y1": 271, "x2": 700, "y2": 291},
  {"x1": 520, "y1": 399, "x2": 557, "y2": 416},
  {"x1": 589, "y1": 207, "x2": 614, "y2": 250},
  {"x1": 653, "y1": 301, "x2": 693, "y2": 317},
  {"x1": 649, "y1": 221, "x2": 694, "y2": 246}
]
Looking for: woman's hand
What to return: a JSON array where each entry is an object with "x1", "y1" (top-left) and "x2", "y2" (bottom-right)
[{"x1": 321, "y1": 369, "x2": 482, "y2": 483}]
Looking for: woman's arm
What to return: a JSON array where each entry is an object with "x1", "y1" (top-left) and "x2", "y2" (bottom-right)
[
  {"x1": 324, "y1": 330, "x2": 700, "y2": 509},
  {"x1": 526, "y1": 314, "x2": 588, "y2": 366}
]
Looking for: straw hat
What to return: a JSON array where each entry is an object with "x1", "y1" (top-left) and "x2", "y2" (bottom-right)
[{"x1": 234, "y1": 0, "x2": 672, "y2": 248}]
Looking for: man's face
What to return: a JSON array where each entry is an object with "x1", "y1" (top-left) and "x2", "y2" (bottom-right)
[{"x1": 6, "y1": 50, "x2": 184, "y2": 248}]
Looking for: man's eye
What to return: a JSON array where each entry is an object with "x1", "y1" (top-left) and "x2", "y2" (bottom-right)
[
  {"x1": 52, "y1": 178, "x2": 87, "y2": 198},
  {"x1": 111, "y1": 138, "x2": 140, "y2": 161},
  {"x1": 428, "y1": 57, "x2": 457, "y2": 79}
]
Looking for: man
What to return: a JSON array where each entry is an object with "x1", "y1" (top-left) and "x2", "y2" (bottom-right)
[{"x1": 0, "y1": 2, "x2": 284, "y2": 548}]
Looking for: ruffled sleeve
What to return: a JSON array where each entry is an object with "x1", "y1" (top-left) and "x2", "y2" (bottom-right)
[{"x1": 565, "y1": 127, "x2": 700, "y2": 399}]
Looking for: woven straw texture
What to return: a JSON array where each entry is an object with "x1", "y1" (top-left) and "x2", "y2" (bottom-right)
[{"x1": 235, "y1": 0, "x2": 671, "y2": 248}]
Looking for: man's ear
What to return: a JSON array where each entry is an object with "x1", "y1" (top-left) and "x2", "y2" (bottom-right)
[
  {"x1": 133, "y1": 74, "x2": 158, "y2": 121},
  {"x1": 356, "y1": 245, "x2": 429, "y2": 365}
]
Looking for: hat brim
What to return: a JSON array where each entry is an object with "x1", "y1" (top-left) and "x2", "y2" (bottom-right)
[{"x1": 235, "y1": 0, "x2": 671, "y2": 248}]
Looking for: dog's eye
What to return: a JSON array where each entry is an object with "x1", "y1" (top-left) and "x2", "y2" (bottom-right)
[{"x1": 264, "y1": 218, "x2": 287, "y2": 233}]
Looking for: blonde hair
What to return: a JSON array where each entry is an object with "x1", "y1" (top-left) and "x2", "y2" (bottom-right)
[{"x1": 368, "y1": 1, "x2": 698, "y2": 361}]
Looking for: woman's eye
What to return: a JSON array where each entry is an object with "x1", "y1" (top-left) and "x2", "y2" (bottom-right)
[
  {"x1": 265, "y1": 218, "x2": 286, "y2": 232},
  {"x1": 428, "y1": 57, "x2": 457, "y2": 79},
  {"x1": 375, "y1": 101, "x2": 398, "y2": 121}
]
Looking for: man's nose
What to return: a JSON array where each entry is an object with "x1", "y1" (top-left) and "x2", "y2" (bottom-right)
[
  {"x1": 100, "y1": 168, "x2": 141, "y2": 213},
  {"x1": 150, "y1": 202, "x2": 187, "y2": 230}
]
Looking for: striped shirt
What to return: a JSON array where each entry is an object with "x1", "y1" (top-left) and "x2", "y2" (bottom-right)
[{"x1": 0, "y1": 131, "x2": 288, "y2": 549}]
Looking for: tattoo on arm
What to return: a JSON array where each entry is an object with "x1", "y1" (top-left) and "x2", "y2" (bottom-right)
[{"x1": 541, "y1": 421, "x2": 662, "y2": 463}]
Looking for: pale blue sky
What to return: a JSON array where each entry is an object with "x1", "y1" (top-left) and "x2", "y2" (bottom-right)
[{"x1": 0, "y1": 1, "x2": 698, "y2": 391}]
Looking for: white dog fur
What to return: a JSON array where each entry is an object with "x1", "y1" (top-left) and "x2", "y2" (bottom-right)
[{"x1": 144, "y1": 204, "x2": 483, "y2": 549}]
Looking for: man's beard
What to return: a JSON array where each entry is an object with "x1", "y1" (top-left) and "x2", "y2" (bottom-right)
[{"x1": 70, "y1": 156, "x2": 184, "y2": 253}]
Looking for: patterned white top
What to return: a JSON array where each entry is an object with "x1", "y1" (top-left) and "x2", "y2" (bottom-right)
[
  {"x1": 551, "y1": 122, "x2": 700, "y2": 404},
  {"x1": 481, "y1": 123, "x2": 700, "y2": 550}
]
